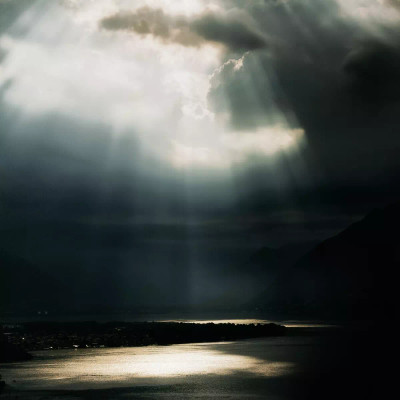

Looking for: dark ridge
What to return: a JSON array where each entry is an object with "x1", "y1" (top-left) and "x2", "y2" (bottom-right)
[
  {"x1": 253, "y1": 201, "x2": 400, "y2": 319},
  {"x1": 1, "y1": 321, "x2": 286, "y2": 352}
]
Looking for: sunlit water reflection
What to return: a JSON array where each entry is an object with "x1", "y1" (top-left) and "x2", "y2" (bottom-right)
[
  {"x1": 0, "y1": 338, "x2": 314, "y2": 391},
  {"x1": 1, "y1": 333, "x2": 343, "y2": 400},
  {"x1": 3, "y1": 343, "x2": 294, "y2": 388},
  {"x1": 160, "y1": 318, "x2": 338, "y2": 328}
]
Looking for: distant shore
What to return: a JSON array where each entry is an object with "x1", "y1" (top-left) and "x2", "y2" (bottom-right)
[{"x1": 1, "y1": 321, "x2": 286, "y2": 358}]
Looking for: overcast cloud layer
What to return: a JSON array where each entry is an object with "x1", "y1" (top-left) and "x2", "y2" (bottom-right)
[{"x1": 1, "y1": 0, "x2": 400, "y2": 308}]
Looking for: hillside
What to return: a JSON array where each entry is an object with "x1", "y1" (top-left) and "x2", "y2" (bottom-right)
[
  {"x1": 1, "y1": 202, "x2": 398, "y2": 319},
  {"x1": 205, "y1": 241, "x2": 317, "y2": 309},
  {"x1": 254, "y1": 202, "x2": 400, "y2": 318}
]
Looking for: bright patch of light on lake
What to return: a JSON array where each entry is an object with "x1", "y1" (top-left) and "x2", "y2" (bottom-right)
[{"x1": 1, "y1": 341, "x2": 295, "y2": 390}]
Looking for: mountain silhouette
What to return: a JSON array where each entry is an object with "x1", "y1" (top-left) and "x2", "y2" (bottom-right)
[
  {"x1": 254, "y1": 201, "x2": 400, "y2": 318},
  {"x1": 206, "y1": 241, "x2": 317, "y2": 309},
  {"x1": 1, "y1": 202, "x2": 398, "y2": 319}
]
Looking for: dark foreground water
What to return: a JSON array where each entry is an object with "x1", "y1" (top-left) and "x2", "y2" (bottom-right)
[{"x1": 0, "y1": 326, "x2": 388, "y2": 399}]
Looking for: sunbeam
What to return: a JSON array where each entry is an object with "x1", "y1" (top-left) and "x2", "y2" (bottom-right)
[
  {"x1": 1, "y1": 0, "x2": 399, "y2": 350},
  {"x1": 0, "y1": 0, "x2": 307, "y2": 177}
]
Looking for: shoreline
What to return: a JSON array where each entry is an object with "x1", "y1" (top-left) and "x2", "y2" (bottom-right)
[{"x1": 1, "y1": 321, "x2": 286, "y2": 357}]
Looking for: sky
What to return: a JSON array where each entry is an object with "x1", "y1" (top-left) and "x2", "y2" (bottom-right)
[{"x1": 1, "y1": 0, "x2": 400, "y2": 309}]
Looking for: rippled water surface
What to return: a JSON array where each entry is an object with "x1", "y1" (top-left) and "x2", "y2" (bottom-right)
[{"x1": 1, "y1": 335, "x2": 334, "y2": 399}]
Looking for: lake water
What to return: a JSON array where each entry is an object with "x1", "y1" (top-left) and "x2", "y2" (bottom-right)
[{"x1": 0, "y1": 333, "x2": 338, "y2": 399}]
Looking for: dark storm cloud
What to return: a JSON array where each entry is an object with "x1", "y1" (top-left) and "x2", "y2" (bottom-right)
[
  {"x1": 191, "y1": 11, "x2": 267, "y2": 50},
  {"x1": 2, "y1": 0, "x2": 400, "y2": 311},
  {"x1": 100, "y1": 7, "x2": 268, "y2": 51},
  {"x1": 100, "y1": 7, "x2": 201, "y2": 47},
  {"x1": 1, "y1": 0, "x2": 399, "y2": 229},
  {"x1": 343, "y1": 39, "x2": 400, "y2": 105},
  {"x1": 208, "y1": 0, "x2": 353, "y2": 131},
  {"x1": 207, "y1": 0, "x2": 400, "y2": 184}
]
